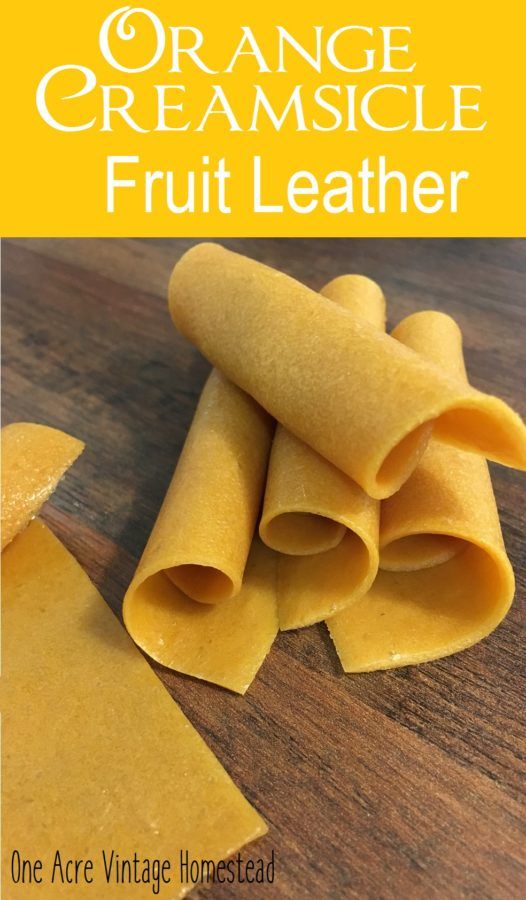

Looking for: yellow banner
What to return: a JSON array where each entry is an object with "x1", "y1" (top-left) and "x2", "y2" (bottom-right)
[{"x1": 2, "y1": 1, "x2": 525, "y2": 236}]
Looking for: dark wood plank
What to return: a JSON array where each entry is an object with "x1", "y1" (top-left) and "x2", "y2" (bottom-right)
[{"x1": 3, "y1": 238, "x2": 526, "y2": 899}]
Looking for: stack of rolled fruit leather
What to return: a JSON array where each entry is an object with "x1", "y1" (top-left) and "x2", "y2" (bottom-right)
[{"x1": 123, "y1": 243, "x2": 526, "y2": 693}]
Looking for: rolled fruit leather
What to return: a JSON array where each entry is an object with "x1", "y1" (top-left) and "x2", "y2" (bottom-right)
[
  {"x1": 260, "y1": 275, "x2": 383, "y2": 630},
  {"x1": 328, "y1": 311, "x2": 516, "y2": 671},
  {"x1": 168, "y1": 243, "x2": 526, "y2": 500},
  {"x1": 123, "y1": 369, "x2": 278, "y2": 693},
  {"x1": 1, "y1": 424, "x2": 267, "y2": 894}
]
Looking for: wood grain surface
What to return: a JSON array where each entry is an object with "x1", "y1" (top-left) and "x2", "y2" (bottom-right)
[{"x1": 2, "y1": 238, "x2": 526, "y2": 899}]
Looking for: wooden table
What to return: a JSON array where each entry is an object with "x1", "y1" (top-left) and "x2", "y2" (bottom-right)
[{"x1": 3, "y1": 238, "x2": 526, "y2": 899}]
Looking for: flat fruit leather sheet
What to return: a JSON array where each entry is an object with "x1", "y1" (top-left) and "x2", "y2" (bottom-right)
[
  {"x1": 168, "y1": 244, "x2": 526, "y2": 500},
  {"x1": 1, "y1": 423, "x2": 266, "y2": 899},
  {"x1": 1, "y1": 422, "x2": 84, "y2": 550},
  {"x1": 123, "y1": 370, "x2": 278, "y2": 694},
  {"x1": 328, "y1": 312, "x2": 515, "y2": 670}
]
